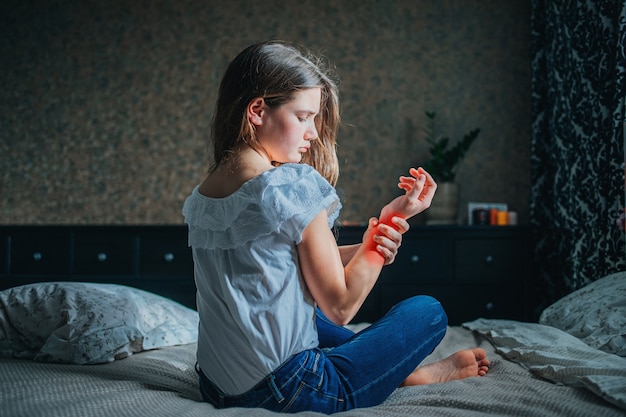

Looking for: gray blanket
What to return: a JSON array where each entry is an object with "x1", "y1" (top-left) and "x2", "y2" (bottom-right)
[{"x1": 1, "y1": 324, "x2": 623, "y2": 417}]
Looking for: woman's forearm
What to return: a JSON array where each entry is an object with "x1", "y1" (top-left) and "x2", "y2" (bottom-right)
[{"x1": 338, "y1": 244, "x2": 360, "y2": 266}]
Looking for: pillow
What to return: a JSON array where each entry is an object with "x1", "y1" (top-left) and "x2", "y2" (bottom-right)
[
  {"x1": 0, "y1": 282, "x2": 199, "y2": 364},
  {"x1": 539, "y1": 271, "x2": 625, "y2": 357}
]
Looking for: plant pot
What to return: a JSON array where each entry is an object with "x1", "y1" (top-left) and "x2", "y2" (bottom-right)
[{"x1": 426, "y1": 182, "x2": 459, "y2": 225}]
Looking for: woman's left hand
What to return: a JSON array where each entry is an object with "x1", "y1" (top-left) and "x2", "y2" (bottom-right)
[
  {"x1": 379, "y1": 167, "x2": 437, "y2": 224},
  {"x1": 370, "y1": 216, "x2": 410, "y2": 265}
]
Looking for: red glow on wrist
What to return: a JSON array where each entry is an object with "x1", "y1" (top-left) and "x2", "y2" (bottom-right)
[{"x1": 379, "y1": 212, "x2": 404, "y2": 230}]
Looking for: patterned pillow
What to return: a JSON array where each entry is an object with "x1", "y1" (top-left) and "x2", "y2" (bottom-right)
[
  {"x1": 0, "y1": 282, "x2": 198, "y2": 364},
  {"x1": 539, "y1": 271, "x2": 625, "y2": 357}
]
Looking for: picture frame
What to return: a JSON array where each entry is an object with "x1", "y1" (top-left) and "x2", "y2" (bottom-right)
[{"x1": 467, "y1": 202, "x2": 508, "y2": 225}]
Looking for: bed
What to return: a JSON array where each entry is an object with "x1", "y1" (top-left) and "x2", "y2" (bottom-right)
[{"x1": 1, "y1": 271, "x2": 624, "y2": 416}]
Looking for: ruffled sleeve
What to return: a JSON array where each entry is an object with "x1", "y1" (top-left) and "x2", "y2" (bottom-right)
[{"x1": 182, "y1": 164, "x2": 341, "y2": 249}]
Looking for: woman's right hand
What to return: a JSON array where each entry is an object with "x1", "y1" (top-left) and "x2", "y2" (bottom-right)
[{"x1": 367, "y1": 216, "x2": 410, "y2": 265}]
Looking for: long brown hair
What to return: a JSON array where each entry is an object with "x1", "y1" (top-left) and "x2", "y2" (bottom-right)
[{"x1": 210, "y1": 41, "x2": 341, "y2": 186}]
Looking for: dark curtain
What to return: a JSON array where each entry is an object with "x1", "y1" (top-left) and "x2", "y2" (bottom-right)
[{"x1": 530, "y1": 0, "x2": 626, "y2": 317}]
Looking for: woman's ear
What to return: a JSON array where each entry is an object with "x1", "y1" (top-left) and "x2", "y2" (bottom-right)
[{"x1": 248, "y1": 98, "x2": 265, "y2": 126}]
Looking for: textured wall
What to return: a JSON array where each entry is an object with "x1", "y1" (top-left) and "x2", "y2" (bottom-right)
[{"x1": 0, "y1": 0, "x2": 531, "y2": 225}]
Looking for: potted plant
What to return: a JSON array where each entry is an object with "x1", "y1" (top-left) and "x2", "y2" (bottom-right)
[{"x1": 422, "y1": 111, "x2": 480, "y2": 224}]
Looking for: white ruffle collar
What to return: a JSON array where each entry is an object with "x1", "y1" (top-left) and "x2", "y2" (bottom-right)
[{"x1": 183, "y1": 164, "x2": 341, "y2": 249}]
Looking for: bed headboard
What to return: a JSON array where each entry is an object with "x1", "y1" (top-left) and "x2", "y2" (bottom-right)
[{"x1": 0, "y1": 225, "x2": 196, "y2": 309}]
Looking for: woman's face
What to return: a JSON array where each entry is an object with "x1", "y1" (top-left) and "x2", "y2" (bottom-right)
[{"x1": 254, "y1": 88, "x2": 320, "y2": 164}]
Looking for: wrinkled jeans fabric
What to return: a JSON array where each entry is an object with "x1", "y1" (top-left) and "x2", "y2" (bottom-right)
[{"x1": 198, "y1": 295, "x2": 447, "y2": 414}]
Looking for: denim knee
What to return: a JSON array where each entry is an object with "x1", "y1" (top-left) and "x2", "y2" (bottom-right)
[{"x1": 393, "y1": 295, "x2": 448, "y2": 330}]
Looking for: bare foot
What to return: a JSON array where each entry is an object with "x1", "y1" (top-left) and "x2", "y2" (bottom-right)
[{"x1": 401, "y1": 348, "x2": 490, "y2": 386}]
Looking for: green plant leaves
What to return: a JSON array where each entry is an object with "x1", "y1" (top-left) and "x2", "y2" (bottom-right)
[{"x1": 422, "y1": 111, "x2": 480, "y2": 183}]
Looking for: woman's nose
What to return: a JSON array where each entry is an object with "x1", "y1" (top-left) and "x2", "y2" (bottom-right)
[{"x1": 306, "y1": 124, "x2": 318, "y2": 141}]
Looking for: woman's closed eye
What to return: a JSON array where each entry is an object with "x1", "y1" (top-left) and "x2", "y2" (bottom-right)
[{"x1": 297, "y1": 111, "x2": 317, "y2": 122}]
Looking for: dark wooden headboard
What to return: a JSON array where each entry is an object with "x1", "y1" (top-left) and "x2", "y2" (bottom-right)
[{"x1": 0, "y1": 225, "x2": 196, "y2": 309}]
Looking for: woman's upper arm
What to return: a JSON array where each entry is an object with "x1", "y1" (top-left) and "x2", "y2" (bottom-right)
[
  {"x1": 298, "y1": 210, "x2": 384, "y2": 325},
  {"x1": 297, "y1": 210, "x2": 348, "y2": 321}
]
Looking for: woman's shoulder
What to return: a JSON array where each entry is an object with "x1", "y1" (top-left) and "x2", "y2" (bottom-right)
[
  {"x1": 258, "y1": 165, "x2": 338, "y2": 206},
  {"x1": 264, "y1": 163, "x2": 318, "y2": 182},
  {"x1": 184, "y1": 164, "x2": 322, "y2": 206},
  {"x1": 263, "y1": 164, "x2": 332, "y2": 191},
  {"x1": 182, "y1": 164, "x2": 341, "y2": 249}
]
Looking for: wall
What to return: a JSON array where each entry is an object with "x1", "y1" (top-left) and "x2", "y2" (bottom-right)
[{"x1": 0, "y1": 0, "x2": 531, "y2": 225}]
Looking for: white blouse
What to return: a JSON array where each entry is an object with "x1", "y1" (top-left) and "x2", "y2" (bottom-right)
[{"x1": 182, "y1": 163, "x2": 341, "y2": 395}]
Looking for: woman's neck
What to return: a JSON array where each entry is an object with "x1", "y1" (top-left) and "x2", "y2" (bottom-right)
[{"x1": 200, "y1": 145, "x2": 273, "y2": 198}]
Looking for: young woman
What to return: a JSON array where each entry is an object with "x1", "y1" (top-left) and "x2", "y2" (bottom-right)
[{"x1": 183, "y1": 40, "x2": 489, "y2": 414}]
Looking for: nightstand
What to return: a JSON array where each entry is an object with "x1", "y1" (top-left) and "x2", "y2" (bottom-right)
[
  {"x1": 337, "y1": 225, "x2": 531, "y2": 325},
  {"x1": 0, "y1": 225, "x2": 196, "y2": 309}
]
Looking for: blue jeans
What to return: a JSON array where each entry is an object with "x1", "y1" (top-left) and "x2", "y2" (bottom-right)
[{"x1": 198, "y1": 295, "x2": 447, "y2": 414}]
